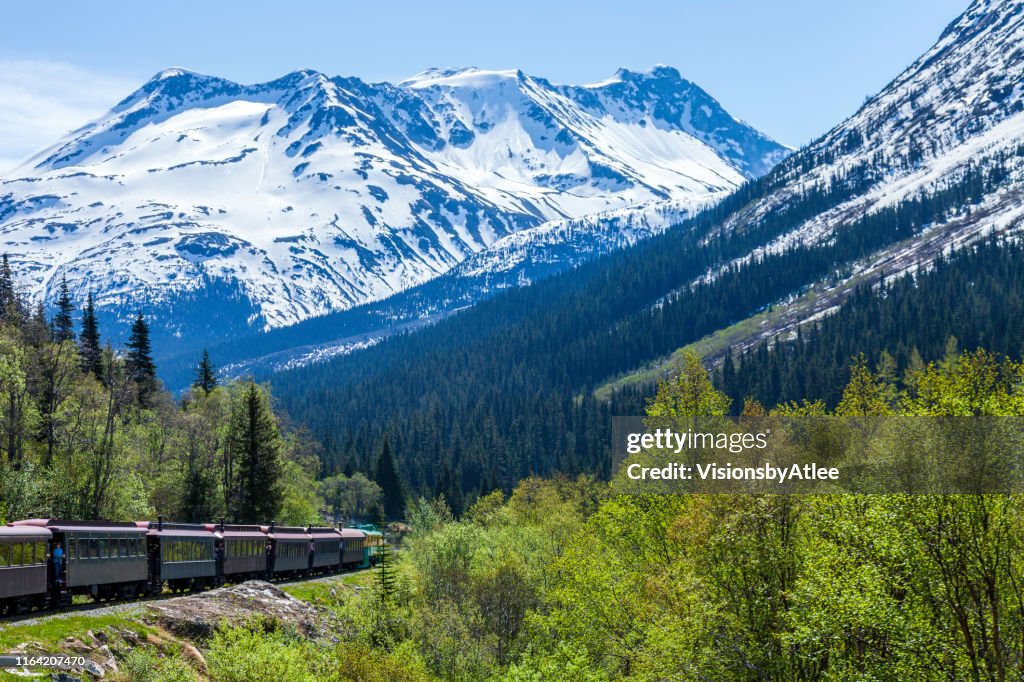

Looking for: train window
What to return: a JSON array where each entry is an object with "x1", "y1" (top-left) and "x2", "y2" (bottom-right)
[
  {"x1": 11, "y1": 543, "x2": 22, "y2": 566},
  {"x1": 89, "y1": 539, "x2": 98, "y2": 559},
  {"x1": 0, "y1": 544, "x2": 8, "y2": 567}
]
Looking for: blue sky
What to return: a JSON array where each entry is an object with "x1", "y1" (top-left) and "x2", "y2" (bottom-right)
[{"x1": 0, "y1": 0, "x2": 969, "y2": 171}]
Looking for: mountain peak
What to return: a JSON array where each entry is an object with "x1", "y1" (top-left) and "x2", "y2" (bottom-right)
[
  {"x1": 399, "y1": 67, "x2": 525, "y2": 89},
  {"x1": 619, "y1": 65, "x2": 684, "y2": 82}
]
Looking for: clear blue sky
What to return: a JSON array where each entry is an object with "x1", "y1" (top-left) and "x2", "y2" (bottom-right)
[{"x1": 0, "y1": 0, "x2": 969, "y2": 170}]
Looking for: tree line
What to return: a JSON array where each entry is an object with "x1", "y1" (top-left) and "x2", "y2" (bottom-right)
[{"x1": 0, "y1": 259, "x2": 345, "y2": 525}]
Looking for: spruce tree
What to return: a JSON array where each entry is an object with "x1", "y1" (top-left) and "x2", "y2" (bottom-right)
[
  {"x1": 79, "y1": 292, "x2": 103, "y2": 381},
  {"x1": 374, "y1": 436, "x2": 405, "y2": 520},
  {"x1": 193, "y1": 349, "x2": 218, "y2": 393},
  {"x1": 0, "y1": 253, "x2": 16, "y2": 322},
  {"x1": 227, "y1": 381, "x2": 284, "y2": 523},
  {"x1": 51, "y1": 276, "x2": 75, "y2": 343},
  {"x1": 126, "y1": 312, "x2": 157, "y2": 406}
]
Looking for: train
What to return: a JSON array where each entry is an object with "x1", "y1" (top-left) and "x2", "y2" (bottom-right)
[{"x1": 0, "y1": 517, "x2": 381, "y2": 615}]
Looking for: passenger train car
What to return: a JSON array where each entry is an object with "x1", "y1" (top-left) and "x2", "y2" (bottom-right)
[{"x1": 0, "y1": 518, "x2": 373, "y2": 615}]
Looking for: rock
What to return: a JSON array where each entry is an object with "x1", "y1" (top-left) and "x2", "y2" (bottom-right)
[
  {"x1": 50, "y1": 674, "x2": 83, "y2": 682},
  {"x1": 97, "y1": 645, "x2": 117, "y2": 672},
  {"x1": 145, "y1": 580, "x2": 326, "y2": 640},
  {"x1": 81, "y1": 659, "x2": 104, "y2": 678},
  {"x1": 64, "y1": 639, "x2": 92, "y2": 655}
]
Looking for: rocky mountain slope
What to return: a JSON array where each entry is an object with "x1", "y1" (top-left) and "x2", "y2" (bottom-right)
[
  {"x1": 0, "y1": 64, "x2": 786, "y2": 355},
  {"x1": 262, "y1": 0, "x2": 1024, "y2": 486}
]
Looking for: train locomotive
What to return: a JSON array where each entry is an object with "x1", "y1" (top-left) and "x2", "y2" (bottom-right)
[{"x1": 0, "y1": 518, "x2": 371, "y2": 615}]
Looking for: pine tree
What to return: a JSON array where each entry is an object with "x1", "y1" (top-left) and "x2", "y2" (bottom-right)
[
  {"x1": 79, "y1": 292, "x2": 103, "y2": 381},
  {"x1": 374, "y1": 436, "x2": 405, "y2": 520},
  {"x1": 51, "y1": 276, "x2": 75, "y2": 344},
  {"x1": 193, "y1": 349, "x2": 218, "y2": 393},
  {"x1": 226, "y1": 381, "x2": 284, "y2": 523},
  {"x1": 0, "y1": 253, "x2": 17, "y2": 322},
  {"x1": 125, "y1": 312, "x2": 157, "y2": 406}
]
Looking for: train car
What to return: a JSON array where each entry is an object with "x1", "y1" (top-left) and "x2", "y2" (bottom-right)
[
  {"x1": 0, "y1": 524, "x2": 50, "y2": 614},
  {"x1": 207, "y1": 523, "x2": 267, "y2": 582},
  {"x1": 266, "y1": 524, "x2": 311, "y2": 577},
  {"x1": 141, "y1": 518, "x2": 218, "y2": 593},
  {"x1": 13, "y1": 519, "x2": 148, "y2": 602},
  {"x1": 340, "y1": 528, "x2": 366, "y2": 569},
  {"x1": 307, "y1": 527, "x2": 342, "y2": 573},
  {"x1": 362, "y1": 529, "x2": 385, "y2": 566}
]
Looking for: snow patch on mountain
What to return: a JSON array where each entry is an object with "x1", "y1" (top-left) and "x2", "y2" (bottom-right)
[{"x1": 0, "y1": 65, "x2": 786, "y2": 343}]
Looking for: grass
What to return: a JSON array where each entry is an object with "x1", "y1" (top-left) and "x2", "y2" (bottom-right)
[
  {"x1": 0, "y1": 611, "x2": 163, "y2": 681},
  {"x1": 0, "y1": 611, "x2": 152, "y2": 651},
  {"x1": 281, "y1": 569, "x2": 375, "y2": 603},
  {"x1": 0, "y1": 571, "x2": 380, "y2": 680}
]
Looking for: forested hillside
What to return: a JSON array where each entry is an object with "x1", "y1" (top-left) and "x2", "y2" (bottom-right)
[
  {"x1": 719, "y1": 236, "x2": 1024, "y2": 409},
  {"x1": 203, "y1": 349, "x2": 1024, "y2": 682},
  {"x1": 269, "y1": 0, "x2": 1024, "y2": 502},
  {"x1": 0, "y1": 259, "x2": 326, "y2": 526},
  {"x1": 269, "y1": 145, "x2": 1019, "y2": 503}
]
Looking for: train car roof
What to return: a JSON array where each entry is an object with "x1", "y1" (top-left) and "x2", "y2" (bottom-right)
[
  {"x1": 12, "y1": 519, "x2": 147, "y2": 534},
  {"x1": 265, "y1": 525, "x2": 312, "y2": 540},
  {"x1": 340, "y1": 528, "x2": 367, "y2": 539},
  {"x1": 307, "y1": 527, "x2": 342, "y2": 539},
  {"x1": 137, "y1": 521, "x2": 216, "y2": 538},
  {"x1": 203, "y1": 524, "x2": 267, "y2": 538},
  {"x1": 0, "y1": 524, "x2": 52, "y2": 539}
]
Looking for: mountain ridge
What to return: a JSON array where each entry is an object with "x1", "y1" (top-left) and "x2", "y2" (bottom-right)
[{"x1": 0, "y1": 63, "x2": 787, "y2": 359}]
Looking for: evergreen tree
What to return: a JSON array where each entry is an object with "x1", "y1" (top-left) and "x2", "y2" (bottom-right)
[
  {"x1": 125, "y1": 312, "x2": 157, "y2": 406},
  {"x1": 79, "y1": 292, "x2": 103, "y2": 381},
  {"x1": 51, "y1": 276, "x2": 75, "y2": 343},
  {"x1": 193, "y1": 349, "x2": 218, "y2": 393},
  {"x1": 226, "y1": 381, "x2": 284, "y2": 523},
  {"x1": 374, "y1": 436, "x2": 405, "y2": 520},
  {"x1": 0, "y1": 253, "x2": 17, "y2": 322}
]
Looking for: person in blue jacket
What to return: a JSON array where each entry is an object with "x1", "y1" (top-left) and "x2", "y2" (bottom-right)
[{"x1": 52, "y1": 542, "x2": 64, "y2": 583}]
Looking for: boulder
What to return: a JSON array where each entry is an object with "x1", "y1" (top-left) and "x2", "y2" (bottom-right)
[{"x1": 145, "y1": 580, "x2": 326, "y2": 640}]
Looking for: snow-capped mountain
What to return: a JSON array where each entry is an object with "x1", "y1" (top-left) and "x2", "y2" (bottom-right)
[
  {"x1": 0, "y1": 64, "x2": 786, "y2": 351},
  {"x1": 179, "y1": 196, "x2": 710, "y2": 384},
  {"x1": 731, "y1": 0, "x2": 1024, "y2": 256},
  {"x1": 616, "y1": 0, "x2": 1024, "y2": 373}
]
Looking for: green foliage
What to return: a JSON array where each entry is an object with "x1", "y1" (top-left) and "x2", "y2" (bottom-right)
[
  {"x1": 79, "y1": 291, "x2": 103, "y2": 381},
  {"x1": 207, "y1": 624, "x2": 318, "y2": 682},
  {"x1": 720, "y1": 238, "x2": 1024, "y2": 411},
  {"x1": 120, "y1": 646, "x2": 199, "y2": 682},
  {"x1": 375, "y1": 436, "x2": 405, "y2": 520},
  {"x1": 321, "y1": 471, "x2": 383, "y2": 524},
  {"x1": 126, "y1": 312, "x2": 157, "y2": 407},
  {"x1": 192, "y1": 349, "x2": 217, "y2": 393},
  {"x1": 226, "y1": 381, "x2": 285, "y2": 523},
  {"x1": 206, "y1": 621, "x2": 435, "y2": 682},
  {"x1": 315, "y1": 349, "x2": 1024, "y2": 680},
  {"x1": 0, "y1": 265, "x2": 322, "y2": 526}
]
